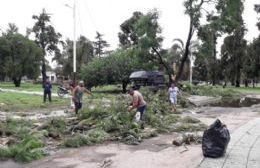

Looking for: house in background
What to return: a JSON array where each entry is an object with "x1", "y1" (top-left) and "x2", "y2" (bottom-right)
[{"x1": 38, "y1": 71, "x2": 57, "y2": 83}]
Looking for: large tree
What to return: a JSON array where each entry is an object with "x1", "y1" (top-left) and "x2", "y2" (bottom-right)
[
  {"x1": 81, "y1": 49, "x2": 141, "y2": 92},
  {"x1": 218, "y1": 0, "x2": 246, "y2": 87},
  {"x1": 93, "y1": 32, "x2": 110, "y2": 58},
  {"x1": 196, "y1": 9, "x2": 222, "y2": 85},
  {"x1": 58, "y1": 36, "x2": 94, "y2": 78},
  {"x1": 242, "y1": 4, "x2": 260, "y2": 87},
  {"x1": 175, "y1": 0, "x2": 216, "y2": 82},
  {"x1": 0, "y1": 30, "x2": 9, "y2": 81},
  {"x1": 254, "y1": 4, "x2": 260, "y2": 30},
  {"x1": 31, "y1": 9, "x2": 62, "y2": 83},
  {"x1": 118, "y1": 9, "x2": 173, "y2": 83},
  {"x1": 0, "y1": 24, "x2": 42, "y2": 87}
]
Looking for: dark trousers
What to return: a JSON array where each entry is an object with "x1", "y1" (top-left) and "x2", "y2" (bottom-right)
[
  {"x1": 43, "y1": 91, "x2": 52, "y2": 102},
  {"x1": 137, "y1": 105, "x2": 146, "y2": 121},
  {"x1": 74, "y1": 102, "x2": 82, "y2": 114}
]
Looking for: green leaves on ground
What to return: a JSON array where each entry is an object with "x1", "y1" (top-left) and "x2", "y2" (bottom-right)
[{"x1": 0, "y1": 119, "x2": 46, "y2": 163}]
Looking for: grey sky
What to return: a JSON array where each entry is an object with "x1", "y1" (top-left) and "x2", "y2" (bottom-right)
[{"x1": 0, "y1": 0, "x2": 259, "y2": 51}]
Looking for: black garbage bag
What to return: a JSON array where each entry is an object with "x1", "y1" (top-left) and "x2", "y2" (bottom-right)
[{"x1": 202, "y1": 119, "x2": 230, "y2": 158}]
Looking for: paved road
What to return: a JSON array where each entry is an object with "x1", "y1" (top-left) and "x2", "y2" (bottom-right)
[{"x1": 198, "y1": 118, "x2": 260, "y2": 168}]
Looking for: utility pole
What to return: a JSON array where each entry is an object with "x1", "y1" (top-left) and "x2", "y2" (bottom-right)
[
  {"x1": 65, "y1": 0, "x2": 76, "y2": 84},
  {"x1": 73, "y1": 0, "x2": 76, "y2": 83}
]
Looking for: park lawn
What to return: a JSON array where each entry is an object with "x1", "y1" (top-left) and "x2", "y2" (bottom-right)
[
  {"x1": 0, "y1": 82, "x2": 42, "y2": 91},
  {"x1": 228, "y1": 86, "x2": 260, "y2": 94},
  {"x1": 0, "y1": 82, "x2": 61, "y2": 92},
  {"x1": 0, "y1": 92, "x2": 69, "y2": 112},
  {"x1": 0, "y1": 83, "x2": 121, "y2": 100}
]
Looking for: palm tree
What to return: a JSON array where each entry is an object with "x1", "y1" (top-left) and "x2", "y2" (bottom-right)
[{"x1": 170, "y1": 39, "x2": 199, "y2": 83}]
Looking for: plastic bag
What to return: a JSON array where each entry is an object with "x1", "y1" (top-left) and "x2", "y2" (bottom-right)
[
  {"x1": 202, "y1": 119, "x2": 230, "y2": 158},
  {"x1": 135, "y1": 112, "x2": 141, "y2": 122}
]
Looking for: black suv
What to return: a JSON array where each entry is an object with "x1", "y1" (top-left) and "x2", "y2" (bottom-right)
[{"x1": 129, "y1": 71, "x2": 165, "y2": 90}]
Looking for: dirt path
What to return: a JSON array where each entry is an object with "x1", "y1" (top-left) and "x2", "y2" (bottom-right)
[{"x1": 2, "y1": 104, "x2": 259, "y2": 168}]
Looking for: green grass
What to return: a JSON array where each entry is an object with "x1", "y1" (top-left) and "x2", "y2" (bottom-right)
[
  {"x1": 0, "y1": 82, "x2": 118, "y2": 102},
  {"x1": 182, "y1": 84, "x2": 241, "y2": 97},
  {"x1": 0, "y1": 92, "x2": 68, "y2": 112},
  {"x1": 0, "y1": 82, "x2": 44, "y2": 92},
  {"x1": 230, "y1": 87, "x2": 260, "y2": 94},
  {"x1": 0, "y1": 82, "x2": 65, "y2": 94},
  {"x1": 0, "y1": 82, "x2": 63, "y2": 93},
  {"x1": 182, "y1": 82, "x2": 260, "y2": 96}
]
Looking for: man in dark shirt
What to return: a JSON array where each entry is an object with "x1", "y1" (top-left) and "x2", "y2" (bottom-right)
[{"x1": 43, "y1": 79, "x2": 52, "y2": 103}]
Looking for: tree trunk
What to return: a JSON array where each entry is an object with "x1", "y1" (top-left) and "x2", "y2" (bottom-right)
[
  {"x1": 42, "y1": 60, "x2": 47, "y2": 83},
  {"x1": 13, "y1": 77, "x2": 21, "y2": 87},
  {"x1": 245, "y1": 79, "x2": 248, "y2": 87},
  {"x1": 212, "y1": 33, "x2": 217, "y2": 86},
  {"x1": 176, "y1": 18, "x2": 194, "y2": 82},
  {"x1": 231, "y1": 80, "x2": 235, "y2": 86},
  {"x1": 151, "y1": 47, "x2": 173, "y2": 85},
  {"x1": 122, "y1": 81, "x2": 128, "y2": 93},
  {"x1": 235, "y1": 65, "x2": 241, "y2": 87}
]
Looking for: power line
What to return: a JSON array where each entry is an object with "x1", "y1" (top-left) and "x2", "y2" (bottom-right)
[
  {"x1": 76, "y1": 0, "x2": 84, "y2": 36},
  {"x1": 83, "y1": 0, "x2": 98, "y2": 32}
]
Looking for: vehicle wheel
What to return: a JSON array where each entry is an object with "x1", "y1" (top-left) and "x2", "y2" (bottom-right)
[{"x1": 57, "y1": 89, "x2": 65, "y2": 97}]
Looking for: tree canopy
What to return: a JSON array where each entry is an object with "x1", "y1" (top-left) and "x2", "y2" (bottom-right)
[
  {"x1": 0, "y1": 24, "x2": 42, "y2": 87},
  {"x1": 31, "y1": 9, "x2": 62, "y2": 82}
]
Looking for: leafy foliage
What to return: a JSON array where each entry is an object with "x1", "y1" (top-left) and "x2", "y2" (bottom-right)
[
  {"x1": 81, "y1": 49, "x2": 141, "y2": 92},
  {"x1": 93, "y1": 32, "x2": 110, "y2": 58},
  {"x1": 0, "y1": 24, "x2": 42, "y2": 87},
  {"x1": 31, "y1": 9, "x2": 62, "y2": 82},
  {"x1": 0, "y1": 119, "x2": 46, "y2": 163},
  {"x1": 57, "y1": 36, "x2": 94, "y2": 78},
  {"x1": 118, "y1": 9, "x2": 173, "y2": 82}
]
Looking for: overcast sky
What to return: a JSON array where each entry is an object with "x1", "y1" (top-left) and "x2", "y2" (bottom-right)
[{"x1": 0, "y1": 0, "x2": 259, "y2": 57}]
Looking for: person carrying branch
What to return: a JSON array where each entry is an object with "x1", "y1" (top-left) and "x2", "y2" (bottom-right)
[{"x1": 72, "y1": 80, "x2": 92, "y2": 114}]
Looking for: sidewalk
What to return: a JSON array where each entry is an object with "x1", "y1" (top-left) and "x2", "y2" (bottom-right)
[{"x1": 198, "y1": 118, "x2": 260, "y2": 168}]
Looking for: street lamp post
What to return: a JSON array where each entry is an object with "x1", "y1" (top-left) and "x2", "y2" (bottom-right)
[
  {"x1": 65, "y1": 0, "x2": 76, "y2": 83},
  {"x1": 73, "y1": 0, "x2": 76, "y2": 77}
]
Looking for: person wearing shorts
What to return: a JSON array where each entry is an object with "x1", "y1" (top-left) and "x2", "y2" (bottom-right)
[
  {"x1": 72, "y1": 81, "x2": 92, "y2": 114},
  {"x1": 168, "y1": 83, "x2": 179, "y2": 112}
]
